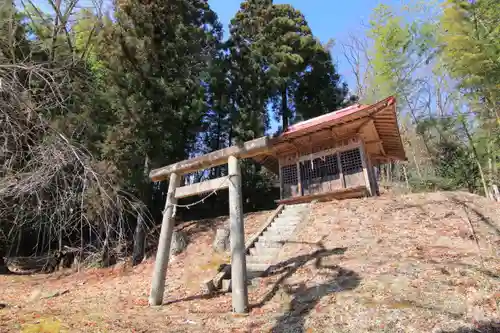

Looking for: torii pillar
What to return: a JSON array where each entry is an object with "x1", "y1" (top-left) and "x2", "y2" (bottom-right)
[{"x1": 147, "y1": 137, "x2": 272, "y2": 313}]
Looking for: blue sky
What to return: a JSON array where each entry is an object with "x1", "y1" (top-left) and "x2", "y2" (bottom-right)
[
  {"x1": 209, "y1": 0, "x2": 393, "y2": 89},
  {"x1": 208, "y1": 0, "x2": 400, "y2": 132}
]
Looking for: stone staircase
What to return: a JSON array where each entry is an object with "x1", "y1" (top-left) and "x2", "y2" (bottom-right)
[
  {"x1": 203, "y1": 203, "x2": 311, "y2": 293},
  {"x1": 245, "y1": 203, "x2": 311, "y2": 278}
]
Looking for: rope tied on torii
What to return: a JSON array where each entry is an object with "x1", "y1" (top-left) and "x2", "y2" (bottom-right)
[{"x1": 165, "y1": 174, "x2": 234, "y2": 218}]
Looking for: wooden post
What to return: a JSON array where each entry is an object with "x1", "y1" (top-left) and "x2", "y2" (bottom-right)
[
  {"x1": 359, "y1": 145, "x2": 374, "y2": 196},
  {"x1": 363, "y1": 149, "x2": 379, "y2": 195},
  {"x1": 371, "y1": 157, "x2": 380, "y2": 195},
  {"x1": 337, "y1": 152, "x2": 345, "y2": 188},
  {"x1": 228, "y1": 155, "x2": 249, "y2": 313},
  {"x1": 149, "y1": 173, "x2": 181, "y2": 306},
  {"x1": 278, "y1": 160, "x2": 284, "y2": 200},
  {"x1": 296, "y1": 156, "x2": 302, "y2": 197}
]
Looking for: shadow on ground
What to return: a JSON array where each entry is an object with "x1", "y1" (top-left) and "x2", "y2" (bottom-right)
[
  {"x1": 249, "y1": 241, "x2": 361, "y2": 332},
  {"x1": 437, "y1": 321, "x2": 500, "y2": 333},
  {"x1": 448, "y1": 196, "x2": 500, "y2": 237},
  {"x1": 391, "y1": 195, "x2": 500, "y2": 237},
  {"x1": 158, "y1": 240, "x2": 361, "y2": 327}
]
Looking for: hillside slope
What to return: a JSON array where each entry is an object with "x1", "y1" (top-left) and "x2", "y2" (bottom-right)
[{"x1": 1, "y1": 191, "x2": 499, "y2": 332}]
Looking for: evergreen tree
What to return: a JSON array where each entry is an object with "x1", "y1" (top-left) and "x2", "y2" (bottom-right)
[
  {"x1": 228, "y1": 0, "x2": 349, "y2": 132},
  {"x1": 97, "y1": 0, "x2": 222, "y2": 194}
]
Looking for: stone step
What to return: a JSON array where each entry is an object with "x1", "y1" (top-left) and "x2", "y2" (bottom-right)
[
  {"x1": 246, "y1": 262, "x2": 271, "y2": 272},
  {"x1": 287, "y1": 202, "x2": 310, "y2": 207},
  {"x1": 246, "y1": 255, "x2": 275, "y2": 264},
  {"x1": 270, "y1": 220, "x2": 298, "y2": 228},
  {"x1": 265, "y1": 229, "x2": 295, "y2": 238},
  {"x1": 273, "y1": 217, "x2": 302, "y2": 224},
  {"x1": 271, "y1": 221, "x2": 300, "y2": 229},
  {"x1": 283, "y1": 205, "x2": 309, "y2": 212},
  {"x1": 262, "y1": 229, "x2": 291, "y2": 238},
  {"x1": 291, "y1": 202, "x2": 309, "y2": 206},
  {"x1": 263, "y1": 230, "x2": 293, "y2": 239},
  {"x1": 258, "y1": 234, "x2": 289, "y2": 243},
  {"x1": 255, "y1": 240, "x2": 283, "y2": 251},
  {"x1": 222, "y1": 279, "x2": 232, "y2": 292},
  {"x1": 280, "y1": 210, "x2": 306, "y2": 216},
  {"x1": 267, "y1": 225, "x2": 297, "y2": 233},
  {"x1": 276, "y1": 212, "x2": 303, "y2": 218},
  {"x1": 280, "y1": 207, "x2": 304, "y2": 213},
  {"x1": 273, "y1": 217, "x2": 298, "y2": 224},
  {"x1": 249, "y1": 246, "x2": 279, "y2": 257}
]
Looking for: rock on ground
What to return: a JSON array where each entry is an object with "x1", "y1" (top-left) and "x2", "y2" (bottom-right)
[
  {"x1": 170, "y1": 230, "x2": 188, "y2": 256},
  {"x1": 212, "y1": 225, "x2": 230, "y2": 253}
]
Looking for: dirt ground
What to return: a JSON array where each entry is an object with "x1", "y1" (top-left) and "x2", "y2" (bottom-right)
[{"x1": 1, "y1": 191, "x2": 499, "y2": 333}]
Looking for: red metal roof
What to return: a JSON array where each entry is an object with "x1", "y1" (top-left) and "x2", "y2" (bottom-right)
[{"x1": 282, "y1": 96, "x2": 396, "y2": 136}]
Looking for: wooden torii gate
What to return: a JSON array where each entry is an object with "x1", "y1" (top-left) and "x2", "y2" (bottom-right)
[{"x1": 148, "y1": 137, "x2": 272, "y2": 313}]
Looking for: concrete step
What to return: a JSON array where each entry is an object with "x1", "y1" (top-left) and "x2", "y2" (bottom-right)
[
  {"x1": 246, "y1": 262, "x2": 271, "y2": 272},
  {"x1": 258, "y1": 234, "x2": 289, "y2": 243},
  {"x1": 292, "y1": 202, "x2": 309, "y2": 206},
  {"x1": 283, "y1": 212, "x2": 308, "y2": 219},
  {"x1": 273, "y1": 218, "x2": 299, "y2": 225},
  {"x1": 280, "y1": 210, "x2": 306, "y2": 216},
  {"x1": 267, "y1": 225, "x2": 297, "y2": 233},
  {"x1": 271, "y1": 220, "x2": 298, "y2": 227},
  {"x1": 249, "y1": 246, "x2": 279, "y2": 257},
  {"x1": 265, "y1": 230, "x2": 295, "y2": 238},
  {"x1": 283, "y1": 205, "x2": 309, "y2": 212},
  {"x1": 265, "y1": 229, "x2": 295, "y2": 238},
  {"x1": 246, "y1": 255, "x2": 275, "y2": 264},
  {"x1": 273, "y1": 217, "x2": 302, "y2": 224},
  {"x1": 271, "y1": 221, "x2": 300, "y2": 229},
  {"x1": 263, "y1": 230, "x2": 293, "y2": 239},
  {"x1": 255, "y1": 240, "x2": 283, "y2": 251},
  {"x1": 285, "y1": 204, "x2": 308, "y2": 209}
]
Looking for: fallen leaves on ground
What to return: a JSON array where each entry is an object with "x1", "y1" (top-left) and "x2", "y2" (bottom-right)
[{"x1": 1, "y1": 192, "x2": 499, "y2": 332}]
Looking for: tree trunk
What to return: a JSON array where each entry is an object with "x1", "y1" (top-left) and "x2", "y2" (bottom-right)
[
  {"x1": 0, "y1": 257, "x2": 7, "y2": 274},
  {"x1": 0, "y1": 248, "x2": 9, "y2": 274},
  {"x1": 281, "y1": 87, "x2": 289, "y2": 131},
  {"x1": 36, "y1": 224, "x2": 42, "y2": 255},
  {"x1": 100, "y1": 224, "x2": 112, "y2": 267},
  {"x1": 15, "y1": 229, "x2": 22, "y2": 256},
  {"x1": 132, "y1": 155, "x2": 151, "y2": 266},
  {"x1": 132, "y1": 211, "x2": 146, "y2": 266},
  {"x1": 460, "y1": 116, "x2": 489, "y2": 197},
  {"x1": 403, "y1": 164, "x2": 410, "y2": 192},
  {"x1": 487, "y1": 131, "x2": 494, "y2": 196}
]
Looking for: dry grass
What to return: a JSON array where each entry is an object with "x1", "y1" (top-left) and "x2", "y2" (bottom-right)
[{"x1": 1, "y1": 191, "x2": 499, "y2": 333}]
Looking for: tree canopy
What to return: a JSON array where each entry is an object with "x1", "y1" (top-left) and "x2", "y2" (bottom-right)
[
  {"x1": 0, "y1": 0, "x2": 353, "y2": 265},
  {"x1": 1, "y1": 0, "x2": 498, "y2": 269}
]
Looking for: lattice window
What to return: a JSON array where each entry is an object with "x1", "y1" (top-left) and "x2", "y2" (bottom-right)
[
  {"x1": 281, "y1": 164, "x2": 298, "y2": 185},
  {"x1": 340, "y1": 148, "x2": 363, "y2": 174},
  {"x1": 300, "y1": 158, "x2": 321, "y2": 181},
  {"x1": 323, "y1": 154, "x2": 339, "y2": 177},
  {"x1": 300, "y1": 154, "x2": 340, "y2": 181}
]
